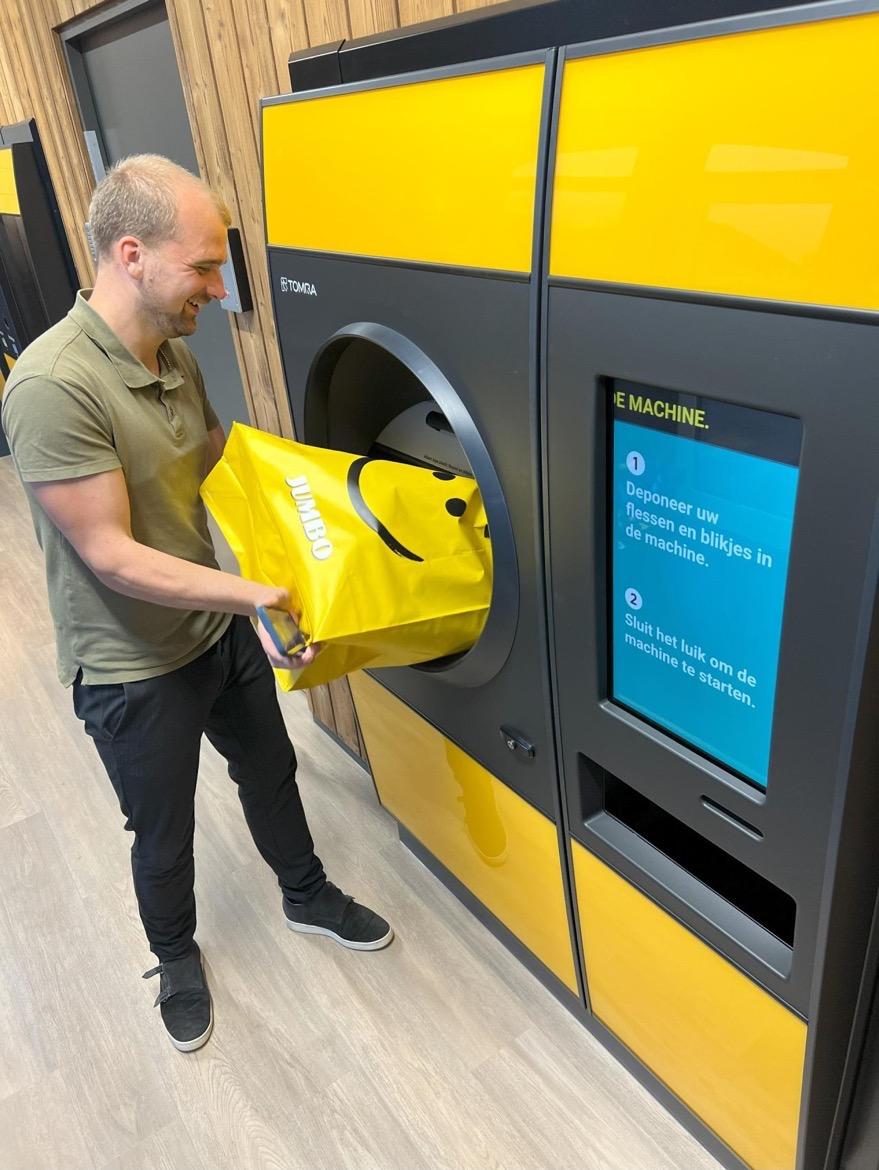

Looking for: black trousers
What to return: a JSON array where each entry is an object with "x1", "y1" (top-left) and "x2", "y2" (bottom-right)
[{"x1": 73, "y1": 615, "x2": 326, "y2": 962}]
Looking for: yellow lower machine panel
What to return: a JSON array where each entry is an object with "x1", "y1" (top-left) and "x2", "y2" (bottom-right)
[
  {"x1": 572, "y1": 843, "x2": 807, "y2": 1170},
  {"x1": 350, "y1": 672, "x2": 577, "y2": 992}
]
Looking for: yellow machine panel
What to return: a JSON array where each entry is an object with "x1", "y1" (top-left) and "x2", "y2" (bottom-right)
[
  {"x1": 0, "y1": 149, "x2": 20, "y2": 217},
  {"x1": 263, "y1": 62, "x2": 545, "y2": 273},
  {"x1": 572, "y1": 844, "x2": 806, "y2": 1170},
  {"x1": 351, "y1": 672, "x2": 577, "y2": 991},
  {"x1": 0, "y1": 354, "x2": 13, "y2": 433},
  {"x1": 1, "y1": 353, "x2": 16, "y2": 389},
  {"x1": 550, "y1": 12, "x2": 879, "y2": 309}
]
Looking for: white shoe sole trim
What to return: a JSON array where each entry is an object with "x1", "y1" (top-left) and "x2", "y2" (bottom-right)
[
  {"x1": 285, "y1": 918, "x2": 394, "y2": 951},
  {"x1": 168, "y1": 1002, "x2": 214, "y2": 1053}
]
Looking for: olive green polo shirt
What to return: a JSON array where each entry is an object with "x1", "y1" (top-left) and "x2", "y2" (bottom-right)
[{"x1": 1, "y1": 291, "x2": 231, "y2": 685}]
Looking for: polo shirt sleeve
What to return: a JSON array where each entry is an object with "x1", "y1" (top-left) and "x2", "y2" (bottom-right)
[{"x1": 2, "y1": 376, "x2": 122, "y2": 484}]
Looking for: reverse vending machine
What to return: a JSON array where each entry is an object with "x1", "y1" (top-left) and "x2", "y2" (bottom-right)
[
  {"x1": 0, "y1": 119, "x2": 77, "y2": 454},
  {"x1": 544, "y1": 11, "x2": 879, "y2": 1170},
  {"x1": 263, "y1": 3, "x2": 879, "y2": 1167}
]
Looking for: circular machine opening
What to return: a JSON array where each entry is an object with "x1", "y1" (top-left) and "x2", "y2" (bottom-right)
[{"x1": 305, "y1": 322, "x2": 517, "y2": 688}]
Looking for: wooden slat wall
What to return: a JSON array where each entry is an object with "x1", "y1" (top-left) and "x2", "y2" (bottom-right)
[{"x1": 0, "y1": 0, "x2": 506, "y2": 760}]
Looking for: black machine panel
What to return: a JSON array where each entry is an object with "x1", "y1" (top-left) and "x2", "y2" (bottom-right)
[
  {"x1": 0, "y1": 120, "x2": 77, "y2": 339},
  {"x1": 268, "y1": 248, "x2": 556, "y2": 818},
  {"x1": 545, "y1": 287, "x2": 879, "y2": 1014},
  {"x1": 0, "y1": 119, "x2": 78, "y2": 455}
]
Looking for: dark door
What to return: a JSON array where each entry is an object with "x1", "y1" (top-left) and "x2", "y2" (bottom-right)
[{"x1": 68, "y1": 2, "x2": 248, "y2": 432}]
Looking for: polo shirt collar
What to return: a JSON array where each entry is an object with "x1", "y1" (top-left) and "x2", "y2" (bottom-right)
[{"x1": 69, "y1": 290, "x2": 184, "y2": 391}]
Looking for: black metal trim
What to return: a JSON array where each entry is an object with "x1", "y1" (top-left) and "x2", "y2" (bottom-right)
[
  {"x1": 338, "y1": 0, "x2": 558, "y2": 79},
  {"x1": 263, "y1": 46, "x2": 548, "y2": 107},
  {"x1": 57, "y1": 0, "x2": 156, "y2": 41},
  {"x1": 287, "y1": 40, "x2": 344, "y2": 92},
  {"x1": 333, "y1": 0, "x2": 847, "y2": 87}
]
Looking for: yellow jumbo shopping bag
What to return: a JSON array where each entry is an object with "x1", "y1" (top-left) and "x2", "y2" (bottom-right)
[{"x1": 201, "y1": 423, "x2": 492, "y2": 690}]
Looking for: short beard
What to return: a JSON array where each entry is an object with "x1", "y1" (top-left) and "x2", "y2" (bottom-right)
[
  {"x1": 150, "y1": 309, "x2": 194, "y2": 339},
  {"x1": 141, "y1": 277, "x2": 196, "y2": 339}
]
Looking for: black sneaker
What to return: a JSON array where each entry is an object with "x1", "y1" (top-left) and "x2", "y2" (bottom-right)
[
  {"x1": 143, "y1": 942, "x2": 213, "y2": 1052},
  {"x1": 283, "y1": 881, "x2": 393, "y2": 951}
]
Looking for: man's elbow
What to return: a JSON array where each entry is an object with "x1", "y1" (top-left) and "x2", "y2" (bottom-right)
[{"x1": 76, "y1": 532, "x2": 138, "y2": 591}]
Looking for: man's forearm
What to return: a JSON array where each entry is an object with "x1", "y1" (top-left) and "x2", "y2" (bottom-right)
[{"x1": 94, "y1": 535, "x2": 278, "y2": 614}]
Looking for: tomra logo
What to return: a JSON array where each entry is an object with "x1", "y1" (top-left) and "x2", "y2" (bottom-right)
[
  {"x1": 286, "y1": 476, "x2": 333, "y2": 560},
  {"x1": 279, "y1": 276, "x2": 317, "y2": 296}
]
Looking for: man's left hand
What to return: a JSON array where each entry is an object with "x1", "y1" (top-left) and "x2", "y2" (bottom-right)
[{"x1": 255, "y1": 619, "x2": 320, "y2": 670}]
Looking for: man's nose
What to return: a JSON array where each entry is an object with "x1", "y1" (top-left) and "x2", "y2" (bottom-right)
[{"x1": 207, "y1": 270, "x2": 227, "y2": 300}]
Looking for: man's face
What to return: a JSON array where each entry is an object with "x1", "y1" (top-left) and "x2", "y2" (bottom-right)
[{"x1": 139, "y1": 187, "x2": 228, "y2": 339}]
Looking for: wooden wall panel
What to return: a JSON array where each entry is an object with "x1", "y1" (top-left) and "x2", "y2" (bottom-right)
[
  {"x1": 348, "y1": 0, "x2": 400, "y2": 38},
  {"x1": 266, "y1": 1, "x2": 311, "y2": 95},
  {"x1": 301, "y1": 0, "x2": 351, "y2": 44},
  {"x1": 328, "y1": 678, "x2": 367, "y2": 758},
  {"x1": 0, "y1": 0, "x2": 508, "y2": 760},
  {"x1": 399, "y1": 0, "x2": 454, "y2": 25},
  {"x1": 167, "y1": 0, "x2": 291, "y2": 439}
]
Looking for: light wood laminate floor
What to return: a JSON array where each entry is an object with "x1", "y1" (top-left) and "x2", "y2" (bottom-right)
[{"x1": 0, "y1": 455, "x2": 720, "y2": 1170}]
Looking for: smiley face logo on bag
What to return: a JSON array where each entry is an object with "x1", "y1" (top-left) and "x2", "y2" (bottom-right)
[
  {"x1": 346, "y1": 458, "x2": 483, "y2": 562},
  {"x1": 433, "y1": 469, "x2": 491, "y2": 542}
]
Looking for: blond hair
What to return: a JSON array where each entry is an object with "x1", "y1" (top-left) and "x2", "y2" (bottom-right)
[{"x1": 88, "y1": 154, "x2": 231, "y2": 259}]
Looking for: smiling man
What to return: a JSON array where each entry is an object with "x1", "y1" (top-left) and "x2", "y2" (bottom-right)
[{"x1": 1, "y1": 155, "x2": 392, "y2": 1054}]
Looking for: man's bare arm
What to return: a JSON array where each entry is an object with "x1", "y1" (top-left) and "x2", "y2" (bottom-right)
[
  {"x1": 205, "y1": 423, "x2": 225, "y2": 476},
  {"x1": 30, "y1": 468, "x2": 317, "y2": 667},
  {"x1": 32, "y1": 467, "x2": 277, "y2": 614}
]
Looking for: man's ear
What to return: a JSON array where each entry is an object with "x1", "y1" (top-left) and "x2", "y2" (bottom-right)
[{"x1": 117, "y1": 235, "x2": 145, "y2": 279}]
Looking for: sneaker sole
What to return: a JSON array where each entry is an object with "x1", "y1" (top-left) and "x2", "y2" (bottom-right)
[
  {"x1": 285, "y1": 918, "x2": 394, "y2": 951},
  {"x1": 167, "y1": 1001, "x2": 214, "y2": 1053}
]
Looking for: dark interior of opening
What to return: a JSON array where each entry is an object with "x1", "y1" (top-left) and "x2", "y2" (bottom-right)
[
  {"x1": 581, "y1": 762, "x2": 796, "y2": 946},
  {"x1": 309, "y1": 336, "x2": 474, "y2": 476}
]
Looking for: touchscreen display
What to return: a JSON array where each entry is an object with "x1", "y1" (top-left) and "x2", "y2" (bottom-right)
[{"x1": 610, "y1": 380, "x2": 801, "y2": 787}]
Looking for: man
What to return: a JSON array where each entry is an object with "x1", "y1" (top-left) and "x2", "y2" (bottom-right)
[{"x1": 1, "y1": 155, "x2": 392, "y2": 1054}]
